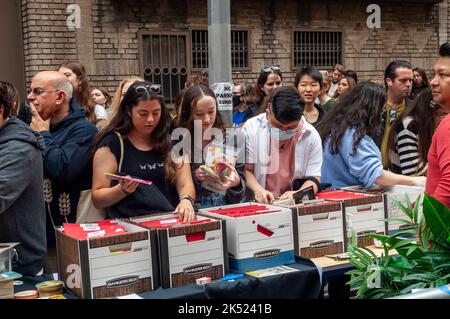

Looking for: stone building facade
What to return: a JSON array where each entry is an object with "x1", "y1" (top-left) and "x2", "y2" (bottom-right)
[{"x1": 13, "y1": 0, "x2": 450, "y2": 103}]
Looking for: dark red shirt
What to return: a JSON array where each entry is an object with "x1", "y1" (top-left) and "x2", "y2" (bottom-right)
[{"x1": 425, "y1": 114, "x2": 450, "y2": 208}]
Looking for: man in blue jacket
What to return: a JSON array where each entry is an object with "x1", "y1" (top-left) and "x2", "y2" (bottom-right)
[
  {"x1": 28, "y1": 71, "x2": 97, "y2": 251},
  {"x1": 0, "y1": 81, "x2": 46, "y2": 276}
]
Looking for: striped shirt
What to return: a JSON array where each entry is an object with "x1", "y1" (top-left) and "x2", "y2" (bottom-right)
[{"x1": 389, "y1": 116, "x2": 427, "y2": 176}]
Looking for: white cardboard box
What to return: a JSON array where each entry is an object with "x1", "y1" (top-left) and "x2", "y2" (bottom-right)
[
  {"x1": 290, "y1": 200, "x2": 346, "y2": 258},
  {"x1": 341, "y1": 185, "x2": 424, "y2": 234},
  {"x1": 128, "y1": 213, "x2": 228, "y2": 288},
  {"x1": 199, "y1": 202, "x2": 295, "y2": 272},
  {"x1": 381, "y1": 185, "x2": 424, "y2": 234},
  {"x1": 56, "y1": 220, "x2": 158, "y2": 299},
  {"x1": 317, "y1": 190, "x2": 386, "y2": 247}
]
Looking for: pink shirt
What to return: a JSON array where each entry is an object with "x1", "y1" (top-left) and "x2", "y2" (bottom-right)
[
  {"x1": 265, "y1": 128, "x2": 303, "y2": 198},
  {"x1": 425, "y1": 115, "x2": 450, "y2": 208}
]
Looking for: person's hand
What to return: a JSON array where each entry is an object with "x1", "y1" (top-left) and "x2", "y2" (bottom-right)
[
  {"x1": 279, "y1": 190, "x2": 297, "y2": 200},
  {"x1": 118, "y1": 177, "x2": 139, "y2": 195},
  {"x1": 195, "y1": 167, "x2": 211, "y2": 183},
  {"x1": 175, "y1": 199, "x2": 195, "y2": 222},
  {"x1": 218, "y1": 162, "x2": 241, "y2": 189},
  {"x1": 412, "y1": 176, "x2": 426, "y2": 187},
  {"x1": 29, "y1": 103, "x2": 50, "y2": 132},
  {"x1": 254, "y1": 188, "x2": 275, "y2": 204}
]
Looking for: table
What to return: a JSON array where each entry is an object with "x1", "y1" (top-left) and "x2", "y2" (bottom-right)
[
  {"x1": 14, "y1": 256, "x2": 321, "y2": 299},
  {"x1": 312, "y1": 245, "x2": 394, "y2": 275}
]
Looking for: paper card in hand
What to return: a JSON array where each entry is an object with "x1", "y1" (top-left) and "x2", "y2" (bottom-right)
[{"x1": 104, "y1": 173, "x2": 153, "y2": 185}]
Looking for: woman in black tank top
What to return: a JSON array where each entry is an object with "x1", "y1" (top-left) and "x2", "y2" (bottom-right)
[{"x1": 91, "y1": 81, "x2": 196, "y2": 221}]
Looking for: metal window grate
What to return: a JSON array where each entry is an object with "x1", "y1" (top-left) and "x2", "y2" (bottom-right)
[
  {"x1": 142, "y1": 33, "x2": 188, "y2": 105},
  {"x1": 293, "y1": 31, "x2": 342, "y2": 69},
  {"x1": 192, "y1": 30, "x2": 249, "y2": 69}
]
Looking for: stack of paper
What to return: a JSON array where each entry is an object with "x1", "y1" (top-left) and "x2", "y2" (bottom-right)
[
  {"x1": 0, "y1": 272, "x2": 22, "y2": 299},
  {"x1": 63, "y1": 221, "x2": 127, "y2": 240}
]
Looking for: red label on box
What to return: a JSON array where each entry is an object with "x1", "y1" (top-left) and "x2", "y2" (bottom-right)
[{"x1": 317, "y1": 190, "x2": 371, "y2": 201}]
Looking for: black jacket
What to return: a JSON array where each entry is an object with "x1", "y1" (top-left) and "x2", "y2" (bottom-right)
[{"x1": 0, "y1": 117, "x2": 46, "y2": 276}]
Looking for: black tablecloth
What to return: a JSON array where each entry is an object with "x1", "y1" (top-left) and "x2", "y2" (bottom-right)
[{"x1": 15, "y1": 256, "x2": 321, "y2": 299}]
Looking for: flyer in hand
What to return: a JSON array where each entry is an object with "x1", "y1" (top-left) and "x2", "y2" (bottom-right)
[{"x1": 199, "y1": 143, "x2": 238, "y2": 195}]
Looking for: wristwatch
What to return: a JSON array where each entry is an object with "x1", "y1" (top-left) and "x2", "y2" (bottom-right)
[{"x1": 179, "y1": 195, "x2": 195, "y2": 206}]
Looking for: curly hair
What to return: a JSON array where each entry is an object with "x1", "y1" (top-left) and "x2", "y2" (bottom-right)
[{"x1": 319, "y1": 81, "x2": 387, "y2": 155}]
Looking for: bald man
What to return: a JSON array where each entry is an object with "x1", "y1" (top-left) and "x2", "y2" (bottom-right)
[{"x1": 27, "y1": 71, "x2": 97, "y2": 255}]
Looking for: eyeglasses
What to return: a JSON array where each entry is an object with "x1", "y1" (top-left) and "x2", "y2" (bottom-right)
[
  {"x1": 261, "y1": 65, "x2": 281, "y2": 73},
  {"x1": 27, "y1": 88, "x2": 60, "y2": 96},
  {"x1": 134, "y1": 84, "x2": 161, "y2": 95}
]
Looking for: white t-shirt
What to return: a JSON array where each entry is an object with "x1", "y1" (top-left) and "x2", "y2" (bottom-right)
[
  {"x1": 95, "y1": 104, "x2": 109, "y2": 121},
  {"x1": 242, "y1": 113, "x2": 323, "y2": 189}
]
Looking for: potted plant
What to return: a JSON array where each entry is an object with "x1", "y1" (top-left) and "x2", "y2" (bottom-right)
[{"x1": 346, "y1": 194, "x2": 450, "y2": 299}]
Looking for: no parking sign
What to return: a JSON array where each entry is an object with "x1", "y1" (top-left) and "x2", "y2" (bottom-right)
[{"x1": 211, "y1": 82, "x2": 233, "y2": 111}]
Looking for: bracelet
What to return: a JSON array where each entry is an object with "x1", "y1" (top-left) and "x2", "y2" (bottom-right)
[{"x1": 179, "y1": 195, "x2": 195, "y2": 206}]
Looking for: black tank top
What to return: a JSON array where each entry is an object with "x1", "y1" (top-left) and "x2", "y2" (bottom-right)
[{"x1": 98, "y1": 133, "x2": 177, "y2": 218}]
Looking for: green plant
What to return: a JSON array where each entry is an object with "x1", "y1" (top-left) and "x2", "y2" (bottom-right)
[{"x1": 346, "y1": 194, "x2": 450, "y2": 299}]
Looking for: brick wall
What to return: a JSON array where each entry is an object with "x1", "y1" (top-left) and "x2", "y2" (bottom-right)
[
  {"x1": 21, "y1": 0, "x2": 447, "y2": 97},
  {"x1": 21, "y1": 0, "x2": 78, "y2": 85}
]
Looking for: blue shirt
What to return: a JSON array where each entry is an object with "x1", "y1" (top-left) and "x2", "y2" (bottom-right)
[
  {"x1": 233, "y1": 111, "x2": 246, "y2": 127},
  {"x1": 321, "y1": 128, "x2": 383, "y2": 189}
]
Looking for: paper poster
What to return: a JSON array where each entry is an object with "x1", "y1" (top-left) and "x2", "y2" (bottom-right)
[{"x1": 210, "y1": 82, "x2": 233, "y2": 111}]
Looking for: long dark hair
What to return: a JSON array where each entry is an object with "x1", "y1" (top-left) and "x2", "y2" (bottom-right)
[
  {"x1": 176, "y1": 84, "x2": 225, "y2": 162},
  {"x1": 333, "y1": 75, "x2": 357, "y2": 99},
  {"x1": 254, "y1": 68, "x2": 283, "y2": 105},
  {"x1": 59, "y1": 61, "x2": 96, "y2": 123},
  {"x1": 94, "y1": 81, "x2": 176, "y2": 182},
  {"x1": 388, "y1": 87, "x2": 435, "y2": 167},
  {"x1": 412, "y1": 67, "x2": 429, "y2": 90},
  {"x1": 319, "y1": 81, "x2": 386, "y2": 155}
]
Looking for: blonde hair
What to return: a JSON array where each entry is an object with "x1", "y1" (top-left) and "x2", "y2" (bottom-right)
[
  {"x1": 107, "y1": 76, "x2": 144, "y2": 121},
  {"x1": 320, "y1": 70, "x2": 331, "y2": 91}
]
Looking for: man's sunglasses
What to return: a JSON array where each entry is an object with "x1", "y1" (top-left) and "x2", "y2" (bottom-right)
[{"x1": 261, "y1": 65, "x2": 281, "y2": 73}]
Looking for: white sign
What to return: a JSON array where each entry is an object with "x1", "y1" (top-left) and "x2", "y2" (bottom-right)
[{"x1": 211, "y1": 82, "x2": 233, "y2": 111}]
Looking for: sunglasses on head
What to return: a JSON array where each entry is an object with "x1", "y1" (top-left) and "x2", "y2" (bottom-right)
[
  {"x1": 134, "y1": 84, "x2": 161, "y2": 95},
  {"x1": 261, "y1": 65, "x2": 281, "y2": 73}
]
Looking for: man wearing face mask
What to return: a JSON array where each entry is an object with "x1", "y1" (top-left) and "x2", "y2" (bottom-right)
[{"x1": 243, "y1": 87, "x2": 323, "y2": 204}]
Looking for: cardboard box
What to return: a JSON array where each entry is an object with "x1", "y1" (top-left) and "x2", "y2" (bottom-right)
[
  {"x1": 289, "y1": 200, "x2": 346, "y2": 258},
  {"x1": 56, "y1": 220, "x2": 159, "y2": 299},
  {"x1": 341, "y1": 185, "x2": 424, "y2": 234},
  {"x1": 199, "y1": 202, "x2": 295, "y2": 272},
  {"x1": 317, "y1": 190, "x2": 386, "y2": 247},
  {"x1": 128, "y1": 213, "x2": 228, "y2": 288}
]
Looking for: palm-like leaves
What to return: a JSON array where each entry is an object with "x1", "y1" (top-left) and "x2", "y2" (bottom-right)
[{"x1": 346, "y1": 194, "x2": 450, "y2": 298}]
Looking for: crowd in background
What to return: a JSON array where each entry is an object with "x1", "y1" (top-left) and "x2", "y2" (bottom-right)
[{"x1": 1, "y1": 42, "x2": 450, "y2": 297}]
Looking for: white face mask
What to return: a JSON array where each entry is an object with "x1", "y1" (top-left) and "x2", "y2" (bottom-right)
[{"x1": 269, "y1": 123, "x2": 298, "y2": 141}]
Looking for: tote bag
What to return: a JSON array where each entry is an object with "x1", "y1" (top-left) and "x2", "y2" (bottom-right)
[{"x1": 76, "y1": 132, "x2": 124, "y2": 223}]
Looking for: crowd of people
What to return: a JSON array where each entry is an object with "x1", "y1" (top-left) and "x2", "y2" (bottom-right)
[{"x1": 1, "y1": 42, "x2": 450, "y2": 292}]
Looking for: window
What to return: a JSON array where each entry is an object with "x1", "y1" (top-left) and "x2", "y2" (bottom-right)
[
  {"x1": 141, "y1": 33, "x2": 188, "y2": 105},
  {"x1": 191, "y1": 30, "x2": 249, "y2": 70},
  {"x1": 293, "y1": 31, "x2": 342, "y2": 69}
]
